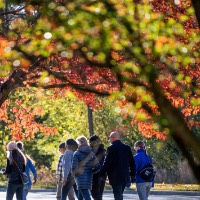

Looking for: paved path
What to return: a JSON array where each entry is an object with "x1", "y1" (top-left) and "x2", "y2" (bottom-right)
[{"x1": 0, "y1": 189, "x2": 200, "y2": 200}]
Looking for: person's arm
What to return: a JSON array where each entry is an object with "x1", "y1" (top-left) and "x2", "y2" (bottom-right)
[
  {"x1": 28, "y1": 159, "x2": 37, "y2": 182},
  {"x1": 3, "y1": 159, "x2": 12, "y2": 175},
  {"x1": 128, "y1": 146, "x2": 136, "y2": 177},
  {"x1": 62, "y1": 151, "x2": 72, "y2": 181},
  {"x1": 91, "y1": 154, "x2": 100, "y2": 174},
  {"x1": 100, "y1": 147, "x2": 113, "y2": 176},
  {"x1": 72, "y1": 152, "x2": 80, "y2": 176},
  {"x1": 128, "y1": 146, "x2": 136, "y2": 182},
  {"x1": 56, "y1": 155, "x2": 63, "y2": 182}
]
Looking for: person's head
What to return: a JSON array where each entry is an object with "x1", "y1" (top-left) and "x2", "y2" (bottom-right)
[
  {"x1": 7, "y1": 141, "x2": 17, "y2": 151},
  {"x1": 65, "y1": 138, "x2": 78, "y2": 151},
  {"x1": 7, "y1": 141, "x2": 27, "y2": 164},
  {"x1": 89, "y1": 135, "x2": 101, "y2": 148},
  {"x1": 16, "y1": 141, "x2": 24, "y2": 151},
  {"x1": 134, "y1": 141, "x2": 145, "y2": 151},
  {"x1": 59, "y1": 142, "x2": 66, "y2": 154},
  {"x1": 76, "y1": 136, "x2": 88, "y2": 147},
  {"x1": 109, "y1": 131, "x2": 120, "y2": 143}
]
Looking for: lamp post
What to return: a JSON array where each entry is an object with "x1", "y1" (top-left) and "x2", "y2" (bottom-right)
[{"x1": 87, "y1": 104, "x2": 94, "y2": 137}]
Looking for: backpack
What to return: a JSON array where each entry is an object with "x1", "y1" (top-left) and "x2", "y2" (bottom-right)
[{"x1": 139, "y1": 162, "x2": 155, "y2": 181}]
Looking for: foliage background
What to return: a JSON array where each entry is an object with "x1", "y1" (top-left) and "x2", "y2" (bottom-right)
[{"x1": 0, "y1": 89, "x2": 198, "y2": 186}]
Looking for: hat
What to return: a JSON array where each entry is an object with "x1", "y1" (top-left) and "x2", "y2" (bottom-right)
[
  {"x1": 7, "y1": 141, "x2": 17, "y2": 151},
  {"x1": 59, "y1": 142, "x2": 66, "y2": 149},
  {"x1": 66, "y1": 138, "x2": 77, "y2": 146}
]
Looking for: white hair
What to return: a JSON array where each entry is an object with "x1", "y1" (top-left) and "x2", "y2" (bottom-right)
[
  {"x1": 7, "y1": 141, "x2": 17, "y2": 151},
  {"x1": 76, "y1": 136, "x2": 88, "y2": 146}
]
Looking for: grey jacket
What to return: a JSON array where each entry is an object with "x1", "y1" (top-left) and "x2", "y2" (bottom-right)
[{"x1": 62, "y1": 149, "x2": 74, "y2": 181}]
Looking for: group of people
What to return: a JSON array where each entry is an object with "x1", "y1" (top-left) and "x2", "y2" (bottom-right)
[
  {"x1": 2, "y1": 131, "x2": 154, "y2": 200},
  {"x1": 56, "y1": 135, "x2": 105, "y2": 200},
  {"x1": 2, "y1": 141, "x2": 37, "y2": 200},
  {"x1": 56, "y1": 131, "x2": 154, "y2": 200}
]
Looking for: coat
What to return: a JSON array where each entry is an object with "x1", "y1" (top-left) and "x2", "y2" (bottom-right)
[
  {"x1": 4, "y1": 151, "x2": 25, "y2": 184},
  {"x1": 92, "y1": 144, "x2": 107, "y2": 185},
  {"x1": 101, "y1": 140, "x2": 135, "y2": 186},
  {"x1": 72, "y1": 145, "x2": 100, "y2": 190},
  {"x1": 134, "y1": 148, "x2": 153, "y2": 183}
]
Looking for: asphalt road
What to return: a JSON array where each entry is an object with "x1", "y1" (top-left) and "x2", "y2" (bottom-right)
[{"x1": 0, "y1": 190, "x2": 200, "y2": 200}]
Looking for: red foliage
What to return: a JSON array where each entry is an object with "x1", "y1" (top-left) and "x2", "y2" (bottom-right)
[
  {"x1": 0, "y1": 101, "x2": 57, "y2": 140},
  {"x1": 0, "y1": 0, "x2": 199, "y2": 140}
]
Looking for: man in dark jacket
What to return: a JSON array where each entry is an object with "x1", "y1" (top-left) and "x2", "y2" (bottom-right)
[{"x1": 100, "y1": 131, "x2": 136, "y2": 200}]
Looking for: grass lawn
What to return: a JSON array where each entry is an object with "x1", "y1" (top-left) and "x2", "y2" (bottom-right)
[{"x1": 129, "y1": 183, "x2": 200, "y2": 191}]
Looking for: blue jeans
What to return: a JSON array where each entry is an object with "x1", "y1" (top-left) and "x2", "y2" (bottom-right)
[
  {"x1": 112, "y1": 184, "x2": 126, "y2": 200},
  {"x1": 23, "y1": 185, "x2": 31, "y2": 200},
  {"x1": 78, "y1": 189, "x2": 91, "y2": 200},
  {"x1": 61, "y1": 174, "x2": 78, "y2": 200},
  {"x1": 6, "y1": 182, "x2": 24, "y2": 200},
  {"x1": 136, "y1": 182, "x2": 152, "y2": 200}
]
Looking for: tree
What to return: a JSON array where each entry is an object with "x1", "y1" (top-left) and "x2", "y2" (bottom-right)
[{"x1": 0, "y1": 0, "x2": 200, "y2": 181}]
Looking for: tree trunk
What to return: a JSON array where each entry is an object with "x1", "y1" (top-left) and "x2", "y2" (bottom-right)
[
  {"x1": 191, "y1": 0, "x2": 200, "y2": 27},
  {"x1": 151, "y1": 79, "x2": 200, "y2": 183}
]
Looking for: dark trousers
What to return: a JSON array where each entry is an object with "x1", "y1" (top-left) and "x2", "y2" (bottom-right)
[
  {"x1": 112, "y1": 184, "x2": 126, "y2": 200},
  {"x1": 61, "y1": 173, "x2": 78, "y2": 200},
  {"x1": 91, "y1": 178, "x2": 105, "y2": 200},
  {"x1": 6, "y1": 182, "x2": 24, "y2": 200}
]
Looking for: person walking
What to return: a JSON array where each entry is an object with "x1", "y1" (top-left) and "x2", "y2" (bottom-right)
[
  {"x1": 56, "y1": 142, "x2": 66, "y2": 200},
  {"x1": 3, "y1": 141, "x2": 27, "y2": 200},
  {"x1": 56, "y1": 142, "x2": 75, "y2": 200},
  {"x1": 100, "y1": 131, "x2": 136, "y2": 200},
  {"x1": 61, "y1": 139, "x2": 78, "y2": 200},
  {"x1": 133, "y1": 141, "x2": 154, "y2": 200},
  {"x1": 72, "y1": 136, "x2": 100, "y2": 200},
  {"x1": 16, "y1": 142, "x2": 37, "y2": 200},
  {"x1": 89, "y1": 135, "x2": 106, "y2": 200}
]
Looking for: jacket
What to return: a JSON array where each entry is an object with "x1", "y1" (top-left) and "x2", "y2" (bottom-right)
[
  {"x1": 101, "y1": 140, "x2": 135, "y2": 186},
  {"x1": 134, "y1": 148, "x2": 153, "y2": 183},
  {"x1": 24, "y1": 158, "x2": 37, "y2": 187},
  {"x1": 62, "y1": 149, "x2": 74, "y2": 181},
  {"x1": 4, "y1": 152, "x2": 25, "y2": 184},
  {"x1": 72, "y1": 145, "x2": 100, "y2": 189},
  {"x1": 92, "y1": 144, "x2": 107, "y2": 183}
]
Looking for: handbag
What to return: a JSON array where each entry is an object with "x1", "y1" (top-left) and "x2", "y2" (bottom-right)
[
  {"x1": 19, "y1": 172, "x2": 29, "y2": 184},
  {"x1": 139, "y1": 155, "x2": 155, "y2": 182},
  {"x1": 14, "y1": 159, "x2": 29, "y2": 184}
]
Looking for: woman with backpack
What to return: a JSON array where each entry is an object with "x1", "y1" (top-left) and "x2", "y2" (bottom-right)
[
  {"x1": 133, "y1": 141, "x2": 155, "y2": 200},
  {"x1": 3, "y1": 141, "x2": 26, "y2": 200}
]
